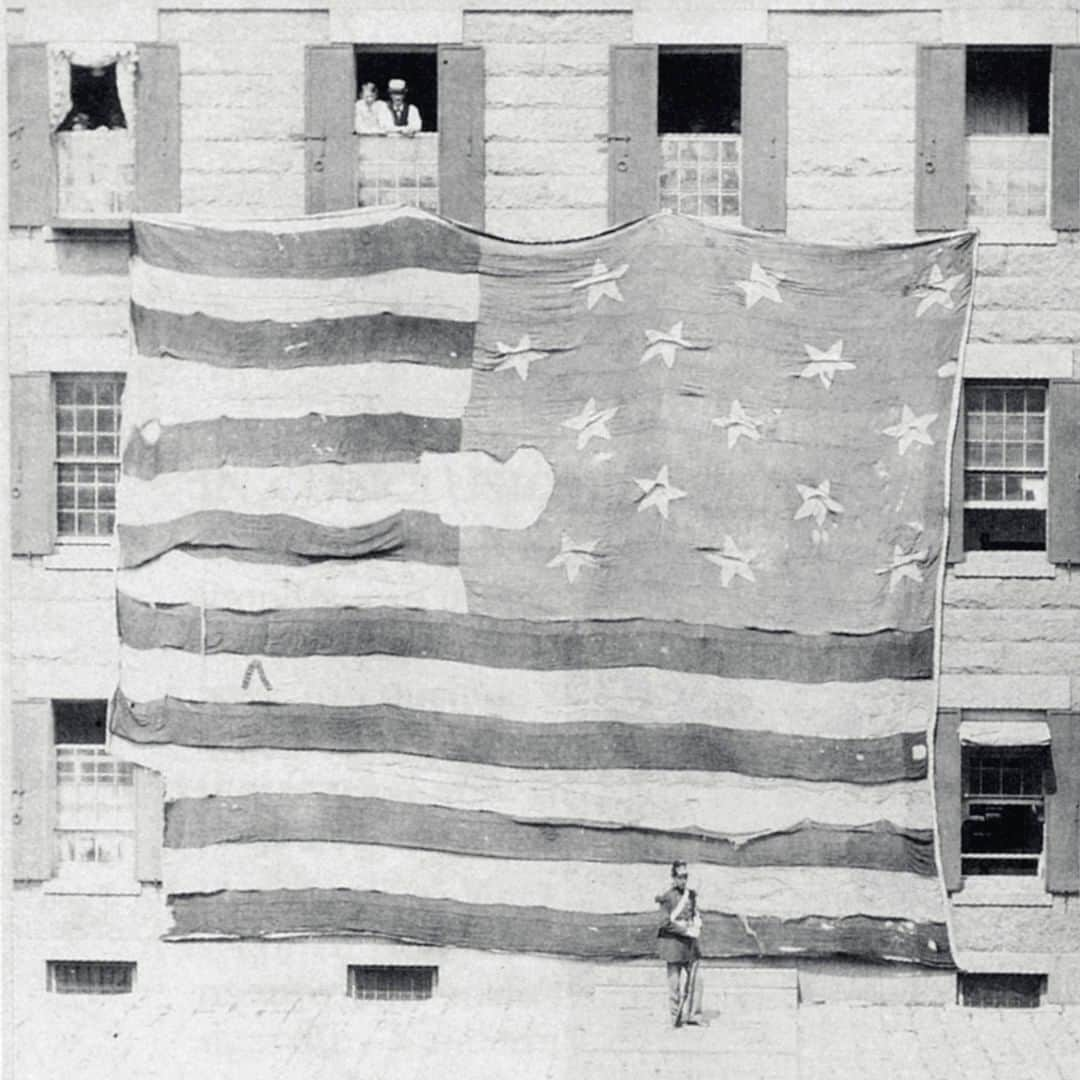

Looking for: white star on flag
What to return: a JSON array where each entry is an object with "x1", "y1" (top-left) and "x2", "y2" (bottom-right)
[
  {"x1": 712, "y1": 400, "x2": 763, "y2": 448},
  {"x1": 491, "y1": 335, "x2": 550, "y2": 380},
  {"x1": 546, "y1": 534, "x2": 602, "y2": 583},
  {"x1": 883, "y1": 405, "x2": 938, "y2": 455},
  {"x1": 570, "y1": 259, "x2": 629, "y2": 310},
  {"x1": 875, "y1": 545, "x2": 929, "y2": 592},
  {"x1": 915, "y1": 264, "x2": 965, "y2": 318},
  {"x1": 639, "y1": 322, "x2": 708, "y2": 369},
  {"x1": 735, "y1": 263, "x2": 783, "y2": 308},
  {"x1": 701, "y1": 536, "x2": 757, "y2": 587},
  {"x1": 633, "y1": 465, "x2": 687, "y2": 519},
  {"x1": 794, "y1": 480, "x2": 844, "y2": 528},
  {"x1": 796, "y1": 341, "x2": 855, "y2": 389},
  {"x1": 562, "y1": 398, "x2": 619, "y2": 450}
]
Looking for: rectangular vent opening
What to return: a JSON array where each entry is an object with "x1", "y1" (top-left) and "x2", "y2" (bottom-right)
[
  {"x1": 47, "y1": 960, "x2": 135, "y2": 994},
  {"x1": 347, "y1": 965, "x2": 437, "y2": 1001},
  {"x1": 959, "y1": 972, "x2": 1044, "y2": 1008}
]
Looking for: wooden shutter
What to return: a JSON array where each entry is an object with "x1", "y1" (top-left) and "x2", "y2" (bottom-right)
[
  {"x1": 134, "y1": 767, "x2": 164, "y2": 883},
  {"x1": 608, "y1": 45, "x2": 658, "y2": 226},
  {"x1": 11, "y1": 373, "x2": 56, "y2": 556},
  {"x1": 935, "y1": 708, "x2": 963, "y2": 893},
  {"x1": 1050, "y1": 46, "x2": 1080, "y2": 231},
  {"x1": 741, "y1": 45, "x2": 788, "y2": 232},
  {"x1": 304, "y1": 44, "x2": 355, "y2": 214},
  {"x1": 12, "y1": 700, "x2": 55, "y2": 881},
  {"x1": 438, "y1": 45, "x2": 485, "y2": 229},
  {"x1": 1048, "y1": 380, "x2": 1080, "y2": 565},
  {"x1": 134, "y1": 44, "x2": 182, "y2": 213},
  {"x1": 946, "y1": 386, "x2": 966, "y2": 564},
  {"x1": 8, "y1": 43, "x2": 53, "y2": 227},
  {"x1": 915, "y1": 45, "x2": 966, "y2": 232},
  {"x1": 1046, "y1": 711, "x2": 1080, "y2": 894}
]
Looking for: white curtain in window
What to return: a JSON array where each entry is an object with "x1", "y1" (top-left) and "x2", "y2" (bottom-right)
[
  {"x1": 959, "y1": 720, "x2": 1051, "y2": 747},
  {"x1": 48, "y1": 43, "x2": 138, "y2": 131}
]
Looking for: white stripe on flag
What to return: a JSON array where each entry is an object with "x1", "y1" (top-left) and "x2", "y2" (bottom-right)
[
  {"x1": 163, "y1": 843, "x2": 945, "y2": 922},
  {"x1": 131, "y1": 259, "x2": 480, "y2": 324},
  {"x1": 123, "y1": 360, "x2": 473, "y2": 428},
  {"x1": 118, "y1": 650, "x2": 932, "y2": 740},
  {"x1": 117, "y1": 739, "x2": 933, "y2": 834},
  {"x1": 116, "y1": 449, "x2": 554, "y2": 530},
  {"x1": 118, "y1": 553, "x2": 469, "y2": 612}
]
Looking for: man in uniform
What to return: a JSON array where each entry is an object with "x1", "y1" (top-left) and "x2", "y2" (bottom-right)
[{"x1": 656, "y1": 860, "x2": 707, "y2": 1027}]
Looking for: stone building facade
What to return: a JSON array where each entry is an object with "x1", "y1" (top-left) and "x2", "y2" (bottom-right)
[{"x1": 7, "y1": 0, "x2": 1080, "y2": 1008}]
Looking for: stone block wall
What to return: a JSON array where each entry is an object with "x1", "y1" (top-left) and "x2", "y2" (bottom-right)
[
  {"x1": 464, "y1": 10, "x2": 631, "y2": 239},
  {"x1": 161, "y1": 9, "x2": 328, "y2": 218}
]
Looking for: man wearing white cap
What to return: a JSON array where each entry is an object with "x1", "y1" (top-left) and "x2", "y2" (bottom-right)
[{"x1": 380, "y1": 78, "x2": 422, "y2": 135}]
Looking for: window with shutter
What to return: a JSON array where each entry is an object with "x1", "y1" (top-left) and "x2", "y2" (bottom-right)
[
  {"x1": 610, "y1": 44, "x2": 786, "y2": 231},
  {"x1": 937, "y1": 710, "x2": 1079, "y2": 896},
  {"x1": 7, "y1": 42, "x2": 179, "y2": 228},
  {"x1": 918, "y1": 44, "x2": 1077, "y2": 236},
  {"x1": 305, "y1": 44, "x2": 484, "y2": 226}
]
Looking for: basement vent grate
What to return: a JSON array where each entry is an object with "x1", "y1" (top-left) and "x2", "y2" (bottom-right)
[
  {"x1": 47, "y1": 960, "x2": 135, "y2": 994},
  {"x1": 347, "y1": 965, "x2": 437, "y2": 1001}
]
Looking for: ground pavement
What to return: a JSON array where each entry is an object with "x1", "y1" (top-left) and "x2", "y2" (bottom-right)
[{"x1": 13, "y1": 988, "x2": 1080, "y2": 1080}]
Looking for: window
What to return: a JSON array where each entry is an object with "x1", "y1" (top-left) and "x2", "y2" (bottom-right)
[
  {"x1": 959, "y1": 973, "x2": 1044, "y2": 1009},
  {"x1": 53, "y1": 701, "x2": 136, "y2": 885},
  {"x1": 658, "y1": 49, "x2": 742, "y2": 219},
  {"x1": 961, "y1": 745, "x2": 1047, "y2": 876},
  {"x1": 54, "y1": 374, "x2": 124, "y2": 541},
  {"x1": 49, "y1": 47, "x2": 137, "y2": 221},
  {"x1": 353, "y1": 48, "x2": 439, "y2": 211},
  {"x1": 963, "y1": 382, "x2": 1046, "y2": 551},
  {"x1": 966, "y1": 48, "x2": 1051, "y2": 223},
  {"x1": 47, "y1": 961, "x2": 136, "y2": 995},
  {"x1": 347, "y1": 965, "x2": 437, "y2": 1000}
]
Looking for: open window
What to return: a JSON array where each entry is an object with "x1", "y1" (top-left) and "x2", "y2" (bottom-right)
[
  {"x1": 52, "y1": 700, "x2": 137, "y2": 890},
  {"x1": 305, "y1": 43, "x2": 484, "y2": 227},
  {"x1": 937, "y1": 709, "x2": 1080, "y2": 895},
  {"x1": 49, "y1": 46, "x2": 136, "y2": 221},
  {"x1": 658, "y1": 48, "x2": 742, "y2": 219},
  {"x1": 916, "y1": 45, "x2": 1080, "y2": 234},
  {"x1": 962, "y1": 382, "x2": 1047, "y2": 552},
  {"x1": 353, "y1": 48, "x2": 439, "y2": 211},
  {"x1": 966, "y1": 47, "x2": 1051, "y2": 224},
  {"x1": 609, "y1": 45, "x2": 786, "y2": 231},
  {"x1": 8, "y1": 42, "x2": 180, "y2": 228}
]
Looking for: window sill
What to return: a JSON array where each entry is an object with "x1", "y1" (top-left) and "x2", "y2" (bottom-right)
[
  {"x1": 43, "y1": 543, "x2": 116, "y2": 571},
  {"x1": 951, "y1": 876, "x2": 1053, "y2": 907},
  {"x1": 44, "y1": 876, "x2": 142, "y2": 897},
  {"x1": 48, "y1": 218, "x2": 131, "y2": 234},
  {"x1": 951, "y1": 551, "x2": 1055, "y2": 579},
  {"x1": 970, "y1": 220, "x2": 1058, "y2": 246}
]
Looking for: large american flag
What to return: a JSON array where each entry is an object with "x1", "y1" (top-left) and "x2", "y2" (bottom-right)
[{"x1": 111, "y1": 207, "x2": 974, "y2": 966}]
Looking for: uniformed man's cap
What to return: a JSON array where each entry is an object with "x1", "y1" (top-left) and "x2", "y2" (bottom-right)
[{"x1": 388, "y1": 78, "x2": 407, "y2": 92}]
